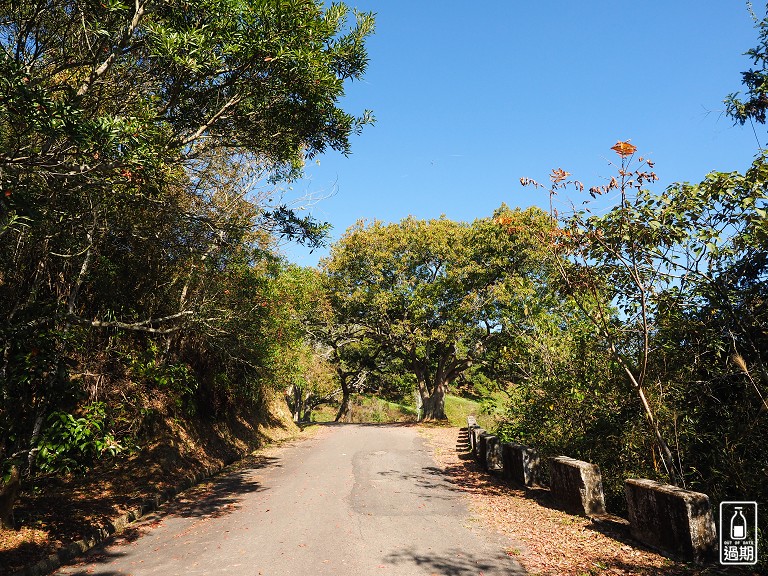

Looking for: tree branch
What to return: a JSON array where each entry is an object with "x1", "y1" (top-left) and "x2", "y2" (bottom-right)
[
  {"x1": 77, "y1": 0, "x2": 146, "y2": 97},
  {"x1": 67, "y1": 311, "x2": 194, "y2": 334},
  {"x1": 180, "y1": 95, "x2": 243, "y2": 147}
]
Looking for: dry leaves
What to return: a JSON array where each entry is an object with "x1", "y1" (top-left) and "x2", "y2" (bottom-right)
[
  {"x1": 419, "y1": 425, "x2": 741, "y2": 576},
  {"x1": 550, "y1": 168, "x2": 571, "y2": 184},
  {"x1": 611, "y1": 141, "x2": 637, "y2": 158}
]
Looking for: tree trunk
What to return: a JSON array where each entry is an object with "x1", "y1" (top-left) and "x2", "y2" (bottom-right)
[
  {"x1": 284, "y1": 385, "x2": 303, "y2": 424},
  {"x1": 301, "y1": 401, "x2": 313, "y2": 423},
  {"x1": 27, "y1": 411, "x2": 44, "y2": 473},
  {"x1": 421, "y1": 382, "x2": 447, "y2": 420},
  {"x1": 335, "y1": 388, "x2": 350, "y2": 422},
  {"x1": 0, "y1": 465, "x2": 20, "y2": 530},
  {"x1": 334, "y1": 371, "x2": 355, "y2": 422},
  {"x1": 293, "y1": 389, "x2": 303, "y2": 423}
]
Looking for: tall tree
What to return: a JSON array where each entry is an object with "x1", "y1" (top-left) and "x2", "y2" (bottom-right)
[
  {"x1": 522, "y1": 147, "x2": 688, "y2": 484},
  {"x1": 0, "y1": 0, "x2": 374, "y2": 481},
  {"x1": 726, "y1": 1, "x2": 768, "y2": 127},
  {"x1": 323, "y1": 208, "x2": 552, "y2": 419}
]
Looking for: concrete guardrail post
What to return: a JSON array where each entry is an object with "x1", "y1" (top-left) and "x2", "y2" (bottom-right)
[
  {"x1": 625, "y1": 478, "x2": 716, "y2": 563},
  {"x1": 477, "y1": 432, "x2": 494, "y2": 469},
  {"x1": 466, "y1": 417, "x2": 478, "y2": 450},
  {"x1": 471, "y1": 428, "x2": 486, "y2": 459},
  {"x1": 469, "y1": 425, "x2": 483, "y2": 452},
  {"x1": 501, "y1": 442, "x2": 540, "y2": 487},
  {"x1": 549, "y1": 456, "x2": 606, "y2": 516},
  {"x1": 483, "y1": 434, "x2": 503, "y2": 472}
]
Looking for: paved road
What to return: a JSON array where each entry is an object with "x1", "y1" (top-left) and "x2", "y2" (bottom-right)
[{"x1": 55, "y1": 424, "x2": 525, "y2": 575}]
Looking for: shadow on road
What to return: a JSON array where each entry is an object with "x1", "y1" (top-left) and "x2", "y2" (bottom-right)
[
  {"x1": 58, "y1": 548, "x2": 130, "y2": 576},
  {"x1": 63, "y1": 571, "x2": 128, "y2": 576},
  {"x1": 383, "y1": 546, "x2": 526, "y2": 576},
  {"x1": 49, "y1": 454, "x2": 280, "y2": 575},
  {"x1": 162, "y1": 465, "x2": 269, "y2": 519},
  {"x1": 300, "y1": 421, "x2": 418, "y2": 430}
]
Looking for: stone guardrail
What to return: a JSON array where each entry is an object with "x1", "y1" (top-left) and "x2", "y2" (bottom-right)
[
  {"x1": 477, "y1": 432, "x2": 498, "y2": 471},
  {"x1": 625, "y1": 478, "x2": 716, "y2": 562},
  {"x1": 464, "y1": 416, "x2": 716, "y2": 564},
  {"x1": 479, "y1": 434, "x2": 503, "y2": 472},
  {"x1": 470, "y1": 426, "x2": 486, "y2": 457},
  {"x1": 549, "y1": 456, "x2": 606, "y2": 516},
  {"x1": 500, "y1": 442, "x2": 540, "y2": 487},
  {"x1": 466, "y1": 423, "x2": 476, "y2": 450}
]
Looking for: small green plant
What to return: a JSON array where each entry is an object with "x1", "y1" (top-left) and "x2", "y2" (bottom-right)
[
  {"x1": 129, "y1": 344, "x2": 198, "y2": 415},
  {"x1": 35, "y1": 402, "x2": 123, "y2": 474}
]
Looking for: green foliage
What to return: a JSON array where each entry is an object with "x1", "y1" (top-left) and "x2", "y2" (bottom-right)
[
  {"x1": 510, "y1": 137, "x2": 768, "y2": 515},
  {"x1": 0, "y1": 0, "x2": 374, "y2": 483},
  {"x1": 725, "y1": 2, "x2": 768, "y2": 124},
  {"x1": 323, "y1": 207, "x2": 554, "y2": 419},
  {"x1": 342, "y1": 395, "x2": 417, "y2": 423},
  {"x1": 500, "y1": 9, "x2": 768, "y2": 540},
  {"x1": 128, "y1": 344, "x2": 198, "y2": 415},
  {"x1": 35, "y1": 403, "x2": 123, "y2": 475},
  {"x1": 443, "y1": 395, "x2": 495, "y2": 430}
]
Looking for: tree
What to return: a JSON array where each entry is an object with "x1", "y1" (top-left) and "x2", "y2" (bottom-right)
[
  {"x1": 521, "y1": 146, "x2": 688, "y2": 484},
  {"x1": 520, "y1": 137, "x2": 768, "y2": 490},
  {"x1": 323, "y1": 209, "x2": 552, "y2": 419},
  {"x1": 498, "y1": 2, "x2": 768, "y2": 540},
  {"x1": 281, "y1": 341, "x2": 339, "y2": 423},
  {"x1": 726, "y1": 2, "x2": 768, "y2": 126},
  {"x1": 0, "y1": 0, "x2": 374, "y2": 333},
  {"x1": 0, "y1": 0, "x2": 375, "y2": 492},
  {"x1": 267, "y1": 265, "x2": 351, "y2": 423}
]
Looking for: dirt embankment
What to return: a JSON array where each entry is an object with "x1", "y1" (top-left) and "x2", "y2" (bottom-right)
[{"x1": 0, "y1": 392, "x2": 301, "y2": 576}]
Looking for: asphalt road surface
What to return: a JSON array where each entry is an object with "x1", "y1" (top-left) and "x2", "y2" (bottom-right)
[{"x1": 55, "y1": 424, "x2": 526, "y2": 575}]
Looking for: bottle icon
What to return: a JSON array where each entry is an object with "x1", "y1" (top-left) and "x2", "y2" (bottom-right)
[{"x1": 731, "y1": 506, "x2": 747, "y2": 540}]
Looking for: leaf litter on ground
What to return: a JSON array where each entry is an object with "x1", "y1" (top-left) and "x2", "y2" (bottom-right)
[{"x1": 418, "y1": 424, "x2": 755, "y2": 576}]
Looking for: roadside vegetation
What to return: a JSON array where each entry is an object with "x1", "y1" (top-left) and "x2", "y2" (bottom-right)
[
  {"x1": 308, "y1": 394, "x2": 490, "y2": 428},
  {"x1": 1, "y1": 0, "x2": 767, "y2": 573},
  {"x1": 0, "y1": 0, "x2": 375, "y2": 568}
]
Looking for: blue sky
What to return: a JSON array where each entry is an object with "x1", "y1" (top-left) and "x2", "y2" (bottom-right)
[{"x1": 282, "y1": 2, "x2": 763, "y2": 266}]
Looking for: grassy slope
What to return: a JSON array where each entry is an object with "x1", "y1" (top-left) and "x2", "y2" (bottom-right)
[
  {"x1": 312, "y1": 394, "x2": 493, "y2": 429},
  {"x1": 444, "y1": 395, "x2": 495, "y2": 430},
  {"x1": 312, "y1": 395, "x2": 417, "y2": 423}
]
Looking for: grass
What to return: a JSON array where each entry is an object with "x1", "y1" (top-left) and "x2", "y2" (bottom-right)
[
  {"x1": 310, "y1": 393, "x2": 496, "y2": 429},
  {"x1": 311, "y1": 404, "x2": 338, "y2": 422},
  {"x1": 347, "y1": 396, "x2": 417, "y2": 423},
  {"x1": 444, "y1": 394, "x2": 495, "y2": 429},
  {"x1": 310, "y1": 395, "x2": 417, "y2": 424}
]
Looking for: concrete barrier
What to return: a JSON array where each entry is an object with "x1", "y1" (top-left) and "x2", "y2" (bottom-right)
[
  {"x1": 466, "y1": 417, "x2": 478, "y2": 450},
  {"x1": 466, "y1": 425, "x2": 476, "y2": 450},
  {"x1": 477, "y1": 432, "x2": 494, "y2": 469},
  {"x1": 467, "y1": 426, "x2": 476, "y2": 450},
  {"x1": 461, "y1": 428, "x2": 718, "y2": 564},
  {"x1": 471, "y1": 427, "x2": 486, "y2": 457},
  {"x1": 625, "y1": 479, "x2": 716, "y2": 562},
  {"x1": 549, "y1": 456, "x2": 606, "y2": 516},
  {"x1": 483, "y1": 435, "x2": 503, "y2": 472},
  {"x1": 501, "y1": 443, "x2": 540, "y2": 487}
]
